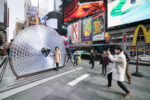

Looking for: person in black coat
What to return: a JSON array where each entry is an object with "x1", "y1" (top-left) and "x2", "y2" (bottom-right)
[
  {"x1": 89, "y1": 49, "x2": 96, "y2": 69},
  {"x1": 100, "y1": 51, "x2": 109, "y2": 76}
]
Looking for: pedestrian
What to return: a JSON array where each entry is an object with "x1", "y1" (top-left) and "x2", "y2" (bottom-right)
[
  {"x1": 73, "y1": 50, "x2": 80, "y2": 66},
  {"x1": 100, "y1": 51, "x2": 109, "y2": 76},
  {"x1": 89, "y1": 49, "x2": 95, "y2": 69},
  {"x1": 6, "y1": 39, "x2": 13, "y2": 57},
  {"x1": 67, "y1": 49, "x2": 72, "y2": 62},
  {"x1": 105, "y1": 46, "x2": 131, "y2": 98},
  {"x1": 0, "y1": 46, "x2": 4, "y2": 60},
  {"x1": 54, "y1": 47, "x2": 61, "y2": 71},
  {"x1": 123, "y1": 50, "x2": 132, "y2": 84}
]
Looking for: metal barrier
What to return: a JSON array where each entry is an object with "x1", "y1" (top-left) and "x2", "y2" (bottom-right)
[{"x1": 0, "y1": 57, "x2": 8, "y2": 82}]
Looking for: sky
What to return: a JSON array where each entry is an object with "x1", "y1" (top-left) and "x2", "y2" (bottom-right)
[{"x1": 31, "y1": 0, "x2": 54, "y2": 12}]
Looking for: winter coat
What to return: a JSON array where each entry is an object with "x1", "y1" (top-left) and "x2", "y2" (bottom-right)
[
  {"x1": 100, "y1": 56, "x2": 109, "y2": 66},
  {"x1": 73, "y1": 52, "x2": 80, "y2": 60},
  {"x1": 89, "y1": 53, "x2": 95, "y2": 62},
  {"x1": 108, "y1": 52, "x2": 126, "y2": 81},
  {"x1": 54, "y1": 50, "x2": 61, "y2": 63}
]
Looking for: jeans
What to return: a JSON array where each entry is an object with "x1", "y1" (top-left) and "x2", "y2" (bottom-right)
[
  {"x1": 107, "y1": 72, "x2": 130, "y2": 93},
  {"x1": 56, "y1": 63, "x2": 59, "y2": 70},
  {"x1": 91, "y1": 60, "x2": 94, "y2": 69},
  {"x1": 74, "y1": 58, "x2": 78, "y2": 66},
  {"x1": 102, "y1": 64, "x2": 107, "y2": 75}
]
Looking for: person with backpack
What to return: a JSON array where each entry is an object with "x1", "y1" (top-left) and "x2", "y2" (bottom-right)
[{"x1": 123, "y1": 50, "x2": 132, "y2": 84}]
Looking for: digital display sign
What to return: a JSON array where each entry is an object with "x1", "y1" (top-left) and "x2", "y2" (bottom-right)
[
  {"x1": 64, "y1": 0, "x2": 105, "y2": 22},
  {"x1": 107, "y1": 0, "x2": 150, "y2": 28}
]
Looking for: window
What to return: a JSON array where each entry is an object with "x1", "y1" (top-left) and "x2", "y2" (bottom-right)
[{"x1": 131, "y1": 0, "x2": 136, "y2": 4}]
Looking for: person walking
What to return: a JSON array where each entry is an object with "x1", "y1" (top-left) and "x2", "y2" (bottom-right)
[
  {"x1": 100, "y1": 51, "x2": 109, "y2": 76},
  {"x1": 89, "y1": 49, "x2": 95, "y2": 69},
  {"x1": 54, "y1": 47, "x2": 61, "y2": 71},
  {"x1": 73, "y1": 50, "x2": 80, "y2": 66},
  {"x1": 67, "y1": 49, "x2": 72, "y2": 62},
  {"x1": 123, "y1": 50, "x2": 132, "y2": 84},
  {"x1": 105, "y1": 46, "x2": 131, "y2": 98}
]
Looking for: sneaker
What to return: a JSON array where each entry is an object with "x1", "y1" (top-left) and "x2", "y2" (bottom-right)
[
  {"x1": 124, "y1": 93, "x2": 131, "y2": 98},
  {"x1": 104, "y1": 85, "x2": 112, "y2": 88}
]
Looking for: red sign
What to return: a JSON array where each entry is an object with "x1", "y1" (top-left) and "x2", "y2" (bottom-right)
[{"x1": 123, "y1": 34, "x2": 126, "y2": 42}]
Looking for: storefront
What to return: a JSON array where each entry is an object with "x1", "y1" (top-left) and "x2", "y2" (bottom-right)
[{"x1": 108, "y1": 24, "x2": 150, "y2": 61}]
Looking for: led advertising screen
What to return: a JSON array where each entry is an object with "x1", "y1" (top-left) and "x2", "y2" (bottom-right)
[
  {"x1": 107, "y1": 0, "x2": 150, "y2": 28},
  {"x1": 92, "y1": 13, "x2": 104, "y2": 41},
  {"x1": 64, "y1": 0, "x2": 105, "y2": 22}
]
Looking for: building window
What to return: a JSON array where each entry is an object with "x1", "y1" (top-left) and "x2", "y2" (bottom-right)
[{"x1": 131, "y1": 0, "x2": 136, "y2": 4}]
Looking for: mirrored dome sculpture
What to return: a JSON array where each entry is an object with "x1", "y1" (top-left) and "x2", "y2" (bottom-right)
[{"x1": 9, "y1": 25, "x2": 65, "y2": 77}]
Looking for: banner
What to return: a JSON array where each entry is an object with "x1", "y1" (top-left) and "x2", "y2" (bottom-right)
[
  {"x1": 92, "y1": 13, "x2": 104, "y2": 41},
  {"x1": 72, "y1": 20, "x2": 81, "y2": 43},
  {"x1": 82, "y1": 17, "x2": 92, "y2": 42}
]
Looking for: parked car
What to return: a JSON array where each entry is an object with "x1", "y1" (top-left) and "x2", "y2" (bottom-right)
[{"x1": 134, "y1": 54, "x2": 150, "y2": 61}]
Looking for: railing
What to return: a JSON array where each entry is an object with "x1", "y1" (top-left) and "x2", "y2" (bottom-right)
[{"x1": 0, "y1": 56, "x2": 8, "y2": 82}]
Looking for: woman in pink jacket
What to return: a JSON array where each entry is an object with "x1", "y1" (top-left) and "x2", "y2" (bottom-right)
[{"x1": 54, "y1": 47, "x2": 61, "y2": 71}]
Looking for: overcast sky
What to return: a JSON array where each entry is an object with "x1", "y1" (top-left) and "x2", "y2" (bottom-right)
[{"x1": 31, "y1": 0, "x2": 54, "y2": 11}]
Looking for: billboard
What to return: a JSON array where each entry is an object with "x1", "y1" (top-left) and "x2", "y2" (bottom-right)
[
  {"x1": 107, "y1": 0, "x2": 150, "y2": 28},
  {"x1": 64, "y1": 0, "x2": 105, "y2": 22},
  {"x1": 92, "y1": 13, "x2": 104, "y2": 41},
  {"x1": 82, "y1": 17, "x2": 92, "y2": 42},
  {"x1": 72, "y1": 21, "x2": 81, "y2": 43},
  {"x1": 0, "y1": 0, "x2": 4, "y2": 23}
]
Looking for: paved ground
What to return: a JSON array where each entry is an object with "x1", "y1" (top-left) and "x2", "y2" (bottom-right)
[{"x1": 0, "y1": 60, "x2": 150, "y2": 100}]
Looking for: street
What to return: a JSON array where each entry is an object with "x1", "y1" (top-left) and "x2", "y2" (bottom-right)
[{"x1": 0, "y1": 60, "x2": 150, "y2": 100}]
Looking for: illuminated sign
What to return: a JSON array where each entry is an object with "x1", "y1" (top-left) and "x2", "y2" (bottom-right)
[
  {"x1": 132, "y1": 24, "x2": 150, "y2": 46},
  {"x1": 107, "y1": 0, "x2": 150, "y2": 27},
  {"x1": 64, "y1": 0, "x2": 105, "y2": 22}
]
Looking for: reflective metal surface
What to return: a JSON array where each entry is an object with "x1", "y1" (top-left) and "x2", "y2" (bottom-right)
[{"x1": 9, "y1": 25, "x2": 65, "y2": 76}]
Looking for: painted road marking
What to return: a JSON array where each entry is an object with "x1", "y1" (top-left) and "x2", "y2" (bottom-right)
[
  {"x1": 68, "y1": 74, "x2": 90, "y2": 86},
  {"x1": 0, "y1": 67, "x2": 82, "y2": 100}
]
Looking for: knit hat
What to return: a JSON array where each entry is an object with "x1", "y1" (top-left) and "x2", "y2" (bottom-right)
[{"x1": 115, "y1": 46, "x2": 122, "y2": 51}]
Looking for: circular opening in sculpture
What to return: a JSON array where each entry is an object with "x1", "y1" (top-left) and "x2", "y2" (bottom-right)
[{"x1": 41, "y1": 47, "x2": 50, "y2": 57}]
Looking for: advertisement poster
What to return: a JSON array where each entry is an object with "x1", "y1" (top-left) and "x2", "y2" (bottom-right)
[
  {"x1": 72, "y1": 21, "x2": 81, "y2": 43},
  {"x1": 82, "y1": 17, "x2": 92, "y2": 42},
  {"x1": 92, "y1": 13, "x2": 104, "y2": 41},
  {"x1": 107, "y1": 0, "x2": 150, "y2": 27}
]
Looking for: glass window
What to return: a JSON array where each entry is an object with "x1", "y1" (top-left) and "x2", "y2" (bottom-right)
[{"x1": 131, "y1": 0, "x2": 136, "y2": 4}]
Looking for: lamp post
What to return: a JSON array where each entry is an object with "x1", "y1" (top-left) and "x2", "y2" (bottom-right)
[{"x1": 132, "y1": 45, "x2": 143, "y2": 77}]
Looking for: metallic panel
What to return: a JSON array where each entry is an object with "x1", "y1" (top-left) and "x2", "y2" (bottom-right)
[{"x1": 9, "y1": 25, "x2": 65, "y2": 76}]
